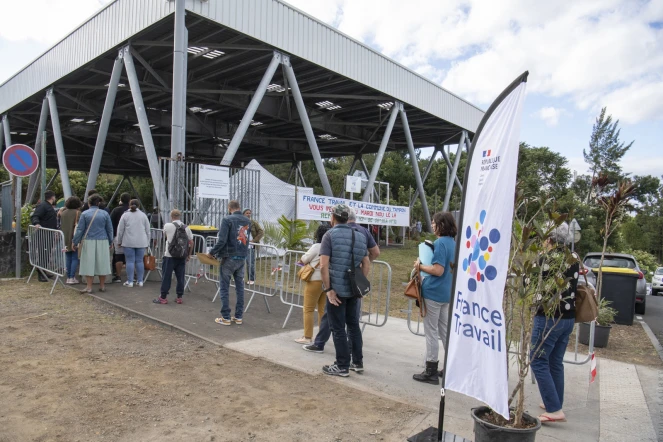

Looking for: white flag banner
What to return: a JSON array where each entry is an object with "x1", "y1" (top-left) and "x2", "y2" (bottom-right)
[{"x1": 444, "y1": 73, "x2": 528, "y2": 420}]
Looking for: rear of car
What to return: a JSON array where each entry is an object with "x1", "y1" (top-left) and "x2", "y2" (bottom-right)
[
  {"x1": 652, "y1": 267, "x2": 663, "y2": 296},
  {"x1": 582, "y1": 253, "x2": 647, "y2": 314}
]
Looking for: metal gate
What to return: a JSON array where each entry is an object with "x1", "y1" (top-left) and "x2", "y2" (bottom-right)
[
  {"x1": 159, "y1": 157, "x2": 260, "y2": 227},
  {"x1": 1, "y1": 181, "x2": 12, "y2": 231}
]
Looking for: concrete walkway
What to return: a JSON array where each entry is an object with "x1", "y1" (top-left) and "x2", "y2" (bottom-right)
[{"x1": 85, "y1": 278, "x2": 660, "y2": 441}]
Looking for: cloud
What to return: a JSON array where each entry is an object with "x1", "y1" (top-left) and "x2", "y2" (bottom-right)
[
  {"x1": 0, "y1": 0, "x2": 111, "y2": 45},
  {"x1": 288, "y1": 0, "x2": 663, "y2": 125},
  {"x1": 535, "y1": 107, "x2": 566, "y2": 127}
]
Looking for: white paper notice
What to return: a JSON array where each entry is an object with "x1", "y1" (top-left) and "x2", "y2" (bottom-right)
[
  {"x1": 345, "y1": 175, "x2": 362, "y2": 193},
  {"x1": 198, "y1": 164, "x2": 230, "y2": 200}
]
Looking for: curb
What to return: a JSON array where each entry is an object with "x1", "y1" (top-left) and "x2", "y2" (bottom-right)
[{"x1": 638, "y1": 319, "x2": 663, "y2": 363}]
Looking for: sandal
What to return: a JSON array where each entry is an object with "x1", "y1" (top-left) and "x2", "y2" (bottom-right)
[
  {"x1": 295, "y1": 336, "x2": 312, "y2": 344},
  {"x1": 539, "y1": 414, "x2": 567, "y2": 423},
  {"x1": 80, "y1": 288, "x2": 93, "y2": 294}
]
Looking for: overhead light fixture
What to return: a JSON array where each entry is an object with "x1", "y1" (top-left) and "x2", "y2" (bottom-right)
[
  {"x1": 189, "y1": 106, "x2": 203, "y2": 113},
  {"x1": 86, "y1": 120, "x2": 97, "y2": 124},
  {"x1": 70, "y1": 118, "x2": 84, "y2": 123},
  {"x1": 187, "y1": 46, "x2": 208, "y2": 55},
  {"x1": 104, "y1": 83, "x2": 126, "y2": 87},
  {"x1": 378, "y1": 101, "x2": 394, "y2": 110},
  {"x1": 267, "y1": 84, "x2": 286, "y2": 92},
  {"x1": 318, "y1": 134, "x2": 337, "y2": 140},
  {"x1": 19, "y1": 133, "x2": 28, "y2": 136},
  {"x1": 250, "y1": 120, "x2": 263, "y2": 126},
  {"x1": 132, "y1": 123, "x2": 156, "y2": 128},
  {"x1": 199, "y1": 108, "x2": 213, "y2": 113},
  {"x1": 202, "y1": 50, "x2": 225, "y2": 59},
  {"x1": 316, "y1": 100, "x2": 342, "y2": 111}
]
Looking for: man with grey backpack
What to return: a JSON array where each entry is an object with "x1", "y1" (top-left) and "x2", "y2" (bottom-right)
[{"x1": 153, "y1": 209, "x2": 193, "y2": 305}]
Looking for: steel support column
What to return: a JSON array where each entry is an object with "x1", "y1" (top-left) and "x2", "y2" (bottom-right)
[
  {"x1": 410, "y1": 146, "x2": 439, "y2": 207},
  {"x1": 126, "y1": 176, "x2": 145, "y2": 211},
  {"x1": 442, "y1": 131, "x2": 467, "y2": 212},
  {"x1": 400, "y1": 108, "x2": 432, "y2": 231},
  {"x1": 171, "y1": 0, "x2": 187, "y2": 157},
  {"x1": 440, "y1": 148, "x2": 463, "y2": 191},
  {"x1": 26, "y1": 98, "x2": 49, "y2": 204},
  {"x1": 46, "y1": 90, "x2": 72, "y2": 198},
  {"x1": 362, "y1": 103, "x2": 400, "y2": 202},
  {"x1": 297, "y1": 162, "x2": 307, "y2": 188},
  {"x1": 282, "y1": 56, "x2": 333, "y2": 196},
  {"x1": 221, "y1": 52, "x2": 281, "y2": 166},
  {"x1": 86, "y1": 54, "x2": 124, "y2": 201},
  {"x1": 123, "y1": 46, "x2": 169, "y2": 214},
  {"x1": 107, "y1": 176, "x2": 125, "y2": 210}
]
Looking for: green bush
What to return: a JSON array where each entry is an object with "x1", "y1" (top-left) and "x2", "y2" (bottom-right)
[
  {"x1": 597, "y1": 298, "x2": 617, "y2": 326},
  {"x1": 622, "y1": 248, "x2": 660, "y2": 275}
]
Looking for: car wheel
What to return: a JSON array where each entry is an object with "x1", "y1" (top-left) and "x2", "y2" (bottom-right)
[{"x1": 635, "y1": 300, "x2": 646, "y2": 315}]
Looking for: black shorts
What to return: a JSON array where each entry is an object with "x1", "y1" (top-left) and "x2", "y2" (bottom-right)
[{"x1": 113, "y1": 253, "x2": 126, "y2": 265}]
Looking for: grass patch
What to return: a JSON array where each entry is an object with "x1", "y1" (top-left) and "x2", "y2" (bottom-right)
[{"x1": 377, "y1": 241, "x2": 420, "y2": 320}]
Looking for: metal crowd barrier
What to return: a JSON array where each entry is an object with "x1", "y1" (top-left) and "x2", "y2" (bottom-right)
[
  {"x1": 26, "y1": 225, "x2": 67, "y2": 295},
  {"x1": 279, "y1": 250, "x2": 307, "y2": 328},
  {"x1": 243, "y1": 243, "x2": 282, "y2": 313},
  {"x1": 146, "y1": 227, "x2": 167, "y2": 280},
  {"x1": 406, "y1": 298, "x2": 426, "y2": 336},
  {"x1": 183, "y1": 233, "x2": 207, "y2": 292},
  {"x1": 360, "y1": 260, "x2": 392, "y2": 330}
]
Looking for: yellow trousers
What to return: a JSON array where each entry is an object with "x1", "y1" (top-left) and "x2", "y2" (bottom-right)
[{"x1": 303, "y1": 280, "x2": 325, "y2": 339}]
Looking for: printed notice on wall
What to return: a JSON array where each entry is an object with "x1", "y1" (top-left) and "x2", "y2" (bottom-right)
[{"x1": 198, "y1": 164, "x2": 230, "y2": 200}]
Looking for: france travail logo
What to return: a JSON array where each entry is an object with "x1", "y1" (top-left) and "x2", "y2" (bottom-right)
[{"x1": 462, "y1": 209, "x2": 501, "y2": 292}]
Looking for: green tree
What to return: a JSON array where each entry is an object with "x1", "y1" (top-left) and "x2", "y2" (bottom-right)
[{"x1": 583, "y1": 107, "x2": 633, "y2": 198}]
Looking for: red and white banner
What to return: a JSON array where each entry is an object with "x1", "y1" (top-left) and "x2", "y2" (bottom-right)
[
  {"x1": 444, "y1": 72, "x2": 528, "y2": 420},
  {"x1": 296, "y1": 193, "x2": 410, "y2": 227}
]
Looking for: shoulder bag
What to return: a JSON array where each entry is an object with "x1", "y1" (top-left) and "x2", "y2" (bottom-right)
[
  {"x1": 404, "y1": 268, "x2": 426, "y2": 317},
  {"x1": 575, "y1": 264, "x2": 599, "y2": 323},
  {"x1": 298, "y1": 261, "x2": 319, "y2": 282},
  {"x1": 77, "y1": 209, "x2": 100, "y2": 259},
  {"x1": 347, "y1": 230, "x2": 371, "y2": 297}
]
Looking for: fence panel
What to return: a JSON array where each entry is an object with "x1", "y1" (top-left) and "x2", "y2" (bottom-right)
[
  {"x1": 360, "y1": 260, "x2": 392, "y2": 329},
  {"x1": 183, "y1": 233, "x2": 209, "y2": 292},
  {"x1": 1, "y1": 181, "x2": 12, "y2": 232},
  {"x1": 243, "y1": 243, "x2": 282, "y2": 313},
  {"x1": 279, "y1": 250, "x2": 306, "y2": 328},
  {"x1": 26, "y1": 225, "x2": 66, "y2": 294},
  {"x1": 146, "y1": 227, "x2": 167, "y2": 280},
  {"x1": 406, "y1": 298, "x2": 426, "y2": 337}
]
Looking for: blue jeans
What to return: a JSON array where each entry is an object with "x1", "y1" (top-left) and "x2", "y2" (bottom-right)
[
  {"x1": 326, "y1": 296, "x2": 363, "y2": 370},
  {"x1": 314, "y1": 300, "x2": 362, "y2": 352},
  {"x1": 246, "y1": 247, "x2": 256, "y2": 281},
  {"x1": 530, "y1": 316, "x2": 575, "y2": 413},
  {"x1": 219, "y1": 258, "x2": 245, "y2": 320},
  {"x1": 124, "y1": 247, "x2": 145, "y2": 283},
  {"x1": 65, "y1": 251, "x2": 79, "y2": 279},
  {"x1": 161, "y1": 256, "x2": 186, "y2": 298}
]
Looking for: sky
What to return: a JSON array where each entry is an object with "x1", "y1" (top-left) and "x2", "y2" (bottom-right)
[{"x1": 0, "y1": 0, "x2": 661, "y2": 178}]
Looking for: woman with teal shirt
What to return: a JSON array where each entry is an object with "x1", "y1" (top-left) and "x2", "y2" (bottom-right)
[{"x1": 412, "y1": 211, "x2": 457, "y2": 385}]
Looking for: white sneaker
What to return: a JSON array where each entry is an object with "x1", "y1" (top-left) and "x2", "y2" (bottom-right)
[
  {"x1": 123, "y1": 281, "x2": 134, "y2": 288},
  {"x1": 136, "y1": 282, "x2": 144, "y2": 287}
]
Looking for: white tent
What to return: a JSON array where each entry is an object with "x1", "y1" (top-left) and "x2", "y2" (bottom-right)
[{"x1": 244, "y1": 160, "x2": 314, "y2": 224}]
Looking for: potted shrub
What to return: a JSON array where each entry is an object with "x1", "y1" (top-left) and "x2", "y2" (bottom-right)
[
  {"x1": 471, "y1": 192, "x2": 578, "y2": 441},
  {"x1": 579, "y1": 298, "x2": 617, "y2": 348}
]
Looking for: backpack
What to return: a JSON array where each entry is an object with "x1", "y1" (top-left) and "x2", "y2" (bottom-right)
[{"x1": 168, "y1": 222, "x2": 189, "y2": 258}]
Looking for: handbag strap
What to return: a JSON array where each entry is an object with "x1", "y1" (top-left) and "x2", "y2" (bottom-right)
[
  {"x1": 349, "y1": 228, "x2": 356, "y2": 276},
  {"x1": 81, "y1": 208, "x2": 100, "y2": 243}
]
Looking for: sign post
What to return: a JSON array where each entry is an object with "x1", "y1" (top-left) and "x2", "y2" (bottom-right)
[{"x1": 2, "y1": 143, "x2": 40, "y2": 278}]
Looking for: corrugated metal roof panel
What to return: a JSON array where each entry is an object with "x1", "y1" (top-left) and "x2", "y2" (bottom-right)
[{"x1": 0, "y1": 0, "x2": 173, "y2": 114}]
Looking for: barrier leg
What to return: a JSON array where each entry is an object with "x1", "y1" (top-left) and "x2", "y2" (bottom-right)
[
  {"x1": 262, "y1": 295, "x2": 271, "y2": 313},
  {"x1": 27, "y1": 267, "x2": 36, "y2": 283},
  {"x1": 49, "y1": 276, "x2": 63, "y2": 296},
  {"x1": 282, "y1": 305, "x2": 295, "y2": 329},
  {"x1": 212, "y1": 283, "x2": 220, "y2": 303},
  {"x1": 245, "y1": 291, "x2": 256, "y2": 312}
]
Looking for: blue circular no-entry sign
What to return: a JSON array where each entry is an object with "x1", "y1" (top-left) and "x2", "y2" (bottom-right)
[{"x1": 2, "y1": 144, "x2": 39, "y2": 177}]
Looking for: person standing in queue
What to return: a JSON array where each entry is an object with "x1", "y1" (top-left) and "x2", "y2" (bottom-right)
[
  {"x1": 117, "y1": 199, "x2": 151, "y2": 288},
  {"x1": 110, "y1": 192, "x2": 131, "y2": 283},
  {"x1": 242, "y1": 208, "x2": 264, "y2": 285},
  {"x1": 208, "y1": 200, "x2": 250, "y2": 326},
  {"x1": 412, "y1": 211, "x2": 457, "y2": 385},
  {"x1": 59, "y1": 196, "x2": 82, "y2": 284},
  {"x1": 302, "y1": 209, "x2": 379, "y2": 359},
  {"x1": 318, "y1": 204, "x2": 369, "y2": 377}
]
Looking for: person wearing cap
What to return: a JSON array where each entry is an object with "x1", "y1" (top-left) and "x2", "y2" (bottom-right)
[
  {"x1": 303, "y1": 208, "x2": 380, "y2": 355},
  {"x1": 318, "y1": 203, "x2": 370, "y2": 377}
]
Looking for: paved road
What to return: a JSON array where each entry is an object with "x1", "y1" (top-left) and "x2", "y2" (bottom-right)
[{"x1": 641, "y1": 293, "x2": 663, "y2": 345}]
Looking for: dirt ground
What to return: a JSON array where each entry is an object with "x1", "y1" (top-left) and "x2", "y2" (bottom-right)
[{"x1": 0, "y1": 280, "x2": 422, "y2": 442}]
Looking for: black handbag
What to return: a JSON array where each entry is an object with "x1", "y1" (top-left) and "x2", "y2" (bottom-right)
[{"x1": 347, "y1": 230, "x2": 371, "y2": 298}]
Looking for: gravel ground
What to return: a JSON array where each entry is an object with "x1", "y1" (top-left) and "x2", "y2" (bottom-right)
[{"x1": 0, "y1": 280, "x2": 423, "y2": 442}]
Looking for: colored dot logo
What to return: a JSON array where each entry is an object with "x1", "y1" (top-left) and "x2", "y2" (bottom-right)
[{"x1": 462, "y1": 209, "x2": 501, "y2": 292}]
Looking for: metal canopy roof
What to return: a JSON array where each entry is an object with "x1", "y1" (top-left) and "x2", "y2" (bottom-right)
[{"x1": 0, "y1": 0, "x2": 484, "y2": 176}]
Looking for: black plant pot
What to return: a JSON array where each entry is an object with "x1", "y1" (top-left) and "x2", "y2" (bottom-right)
[
  {"x1": 579, "y1": 322, "x2": 611, "y2": 348},
  {"x1": 472, "y1": 406, "x2": 541, "y2": 442}
]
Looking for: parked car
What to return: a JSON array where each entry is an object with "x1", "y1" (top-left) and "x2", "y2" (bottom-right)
[
  {"x1": 652, "y1": 267, "x2": 663, "y2": 296},
  {"x1": 582, "y1": 253, "x2": 647, "y2": 315}
]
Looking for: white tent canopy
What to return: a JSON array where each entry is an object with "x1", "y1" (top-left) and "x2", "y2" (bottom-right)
[{"x1": 244, "y1": 160, "x2": 313, "y2": 224}]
